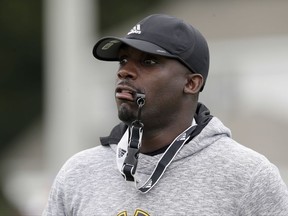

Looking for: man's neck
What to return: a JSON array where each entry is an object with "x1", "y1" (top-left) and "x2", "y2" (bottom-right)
[{"x1": 139, "y1": 119, "x2": 193, "y2": 154}]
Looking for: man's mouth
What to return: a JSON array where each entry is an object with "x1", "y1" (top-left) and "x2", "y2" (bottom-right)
[{"x1": 115, "y1": 85, "x2": 136, "y2": 102}]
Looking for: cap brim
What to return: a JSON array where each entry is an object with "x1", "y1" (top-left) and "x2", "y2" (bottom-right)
[{"x1": 93, "y1": 37, "x2": 174, "y2": 61}]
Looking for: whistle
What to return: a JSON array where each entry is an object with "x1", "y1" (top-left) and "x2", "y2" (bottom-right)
[{"x1": 136, "y1": 93, "x2": 145, "y2": 107}]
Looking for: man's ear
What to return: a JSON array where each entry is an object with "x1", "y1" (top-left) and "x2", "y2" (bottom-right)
[{"x1": 183, "y1": 73, "x2": 204, "y2": 94}]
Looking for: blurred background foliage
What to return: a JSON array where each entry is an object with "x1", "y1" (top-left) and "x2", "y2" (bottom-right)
[
  {"x1": 98, "y1": 0, "x2": 164, "y2": 31},
  {"x1": 0, "y1": 0, "x2": 42, "y2": 153},
  {"x1": 0, "y1": 1, "x2": 42, "y2": 213},
  {"x1": 0, "y1": 0, "x2": 163, "y2": 152}
]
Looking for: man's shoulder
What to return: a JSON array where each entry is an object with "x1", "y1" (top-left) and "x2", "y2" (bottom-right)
[
  {"x1": 212, "y1": 136, "x2": 269, "y2": 164},
  {"x1": 74, "y1": 144, "x2": 112, "y2": 158},
  {"x1": 209, "y1": 136, "x2": 278, "y2": 179},
  {"x1": 60, "y1": 145, "x2": 114, "y2": 173}
]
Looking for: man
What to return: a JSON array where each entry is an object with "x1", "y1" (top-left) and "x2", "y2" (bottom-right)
[{"x1": 43, "y1": 14, "x2": 288, "y2": 215}]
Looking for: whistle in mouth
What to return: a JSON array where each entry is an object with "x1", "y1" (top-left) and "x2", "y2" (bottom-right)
[{"x1": 136, "y1": 93, "x2": 145, "y2": 107}]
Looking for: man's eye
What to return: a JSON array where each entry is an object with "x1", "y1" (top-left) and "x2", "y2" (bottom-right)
[
  {"x1": 143, "y1": 59, "x2": 157, "y2": 65},
  {"x1": 119, "y1": 58, "x2": 128, "y2": 65}
]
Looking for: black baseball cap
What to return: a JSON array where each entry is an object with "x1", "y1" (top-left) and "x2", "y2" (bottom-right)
[{"x1": 93, "y1": 14, "x2": 209, "y2": 90}]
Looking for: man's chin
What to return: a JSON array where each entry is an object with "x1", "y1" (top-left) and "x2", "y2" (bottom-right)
[{"x1": 118, "y1": 105, "x2": 137, "y2": 125}]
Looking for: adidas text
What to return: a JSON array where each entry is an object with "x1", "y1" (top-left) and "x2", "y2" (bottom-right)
[{"x1": 127, "y1": 24, "x2": 141, "y2": 35}]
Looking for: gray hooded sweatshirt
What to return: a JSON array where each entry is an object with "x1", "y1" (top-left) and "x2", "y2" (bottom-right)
[{"x1": 43, "y1": 104, "x2": 288, "y2": 216}]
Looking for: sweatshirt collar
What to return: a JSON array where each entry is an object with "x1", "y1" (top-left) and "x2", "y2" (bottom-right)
[{"x1": 100, "y1": 103, "x2": 213, "y2": 146}]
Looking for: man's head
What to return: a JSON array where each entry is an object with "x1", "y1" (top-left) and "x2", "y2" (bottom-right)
[
  {"x1": 93, "y1": 14, "x2": 209, "y2": 127},
  {"x1": 93, "y1": 14, "x2": 209, "y2": 91}
]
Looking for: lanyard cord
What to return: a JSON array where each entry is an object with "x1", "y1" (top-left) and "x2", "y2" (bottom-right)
[
  {"x1": 117, "y1": 92, "x2": 197, "y2": 192},
  {"x1": 120, "y1": 94, "x2": 145, "y2": 181},
  {"x1": 121, "y1": 124, "x2": 143, "y2": 181},
  {"x1": 118, "y1": 122, "x2": 197, "y2": 193},
  {"x1": 137, "y1": 124, "x2": 196, "y2": 193}
]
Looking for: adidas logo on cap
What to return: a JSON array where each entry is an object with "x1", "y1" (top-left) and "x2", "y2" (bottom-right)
[{"x1": 127, "y1": 24, "x2": 141, "y2": 35}]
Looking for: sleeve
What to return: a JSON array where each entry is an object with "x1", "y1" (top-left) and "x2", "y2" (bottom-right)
[
  {"x1": 238, "y1": 162, "x2": 288, "y2": 215},
  {"x1": 42, "y1": 167, "x2": 67, "y2": 216}
]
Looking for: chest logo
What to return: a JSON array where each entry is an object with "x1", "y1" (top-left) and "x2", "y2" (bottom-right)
[{"x1": 117, "y1": 209, "x2": 150, "y2": 216}]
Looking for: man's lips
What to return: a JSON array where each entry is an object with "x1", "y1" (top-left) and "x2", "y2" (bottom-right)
[{"x1": 115, "y1": 85, "x2": 136, "y2": 102}]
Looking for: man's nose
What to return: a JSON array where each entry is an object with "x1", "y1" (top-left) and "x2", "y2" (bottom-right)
[{"x1": 117, "y1": 63, "x2": 138, "y2": 80}]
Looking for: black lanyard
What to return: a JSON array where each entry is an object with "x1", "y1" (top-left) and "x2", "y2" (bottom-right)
[{"x1": 120, "y1": 123, "x2": 197, "y2": 193}]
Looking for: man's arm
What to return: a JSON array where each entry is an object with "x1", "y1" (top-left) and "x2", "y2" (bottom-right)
[
  {"x1": 238, "y1": 162, "x2": 288, "y2": 215},
  {"x1": 42, "y1": 170, "x2": 67, "y2": 216}
]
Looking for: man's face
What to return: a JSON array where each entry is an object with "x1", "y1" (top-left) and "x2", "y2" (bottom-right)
[{"x1": 115, "y1": 46, "x2": 189, "y2": 128}]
